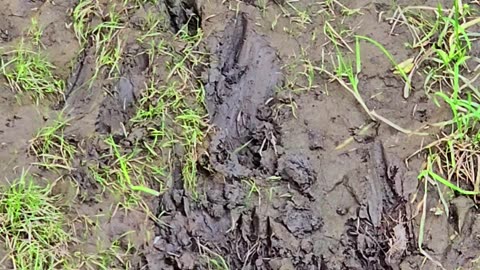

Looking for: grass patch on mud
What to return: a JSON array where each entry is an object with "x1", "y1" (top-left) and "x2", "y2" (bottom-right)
[
  {"x1": 404, "y1": 4, "x2": 480, "y2": 266},
  {"x1": 0, "y1": 171, "x2": 71, "y2": 269},
  {"x1": 1, "y1": 42, "x2": 65, "y2": 102},
  {"x1": 321, "y1": 1, "x2": 480, "y2": 267},
  {"x1": 0, "y1": 0, "x2": 207, "y2": 268},
  {"x1": 1, "y1": 0, "x2": 479, "y2": 268},
  {"x1": 29, "y1": 113, "x2": 76, "y2": 171}
]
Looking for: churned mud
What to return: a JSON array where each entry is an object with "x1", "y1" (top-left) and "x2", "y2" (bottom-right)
[{"x1": 1, "y1": 0, "x2": 479, "y2": 269}]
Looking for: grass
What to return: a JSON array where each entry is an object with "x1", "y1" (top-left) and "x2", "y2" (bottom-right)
[
  {"x1": 132, "y1": 79, "x2": 207, "y2": 195},
  {"x1": 132, "y1": 22, "x2": 208, "y2": 196},
  {"x1": 104, "y1": 136, "x2": 162, "y2": 198},
  {"x1": 316, "y1": 37, "x2": 428, "y2": 136},
  {"x1": 243, "y1": 178, "x2": 262, "y2": 204},
  {"x1": 197, "y1": 241, "x2": 230, "y2": 270},
  {"x1": 0, "y1": 171, "x2": 71, "y2": 269},
  {"x1": 406, "y1": 1, "x2": 480, "y2": 198},
  {"x1": 91, "y1": 7, "x2": 124, "y2": 79},
  {"x1": 390, "y1": 2, "x2": 480, "y2": 96},
  {"x1": 394, "y1": 1, "x2": 480, "y2": 267},
  {"x1": 27, "y1": 18, "x2": 43, "y2": 47},
  {"x1": 1, "y1": 41, "x2": 64, "y2": 102},
  {"x1": 72, "y1": 1, "x2": 124, "y2": 83},
  {"x1": 29, "y1": 113, "x2": 76, "y2": 171},
  {"x1": 85, "y1": 135, "x2": 166, "y2": 210}
]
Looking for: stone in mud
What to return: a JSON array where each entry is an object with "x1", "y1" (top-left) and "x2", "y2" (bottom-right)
[
  {"x1": 444, "y1": 212, "x2": 480, "y2": 269},
  {"x1": 205, "y1": 12, "x2": 282, "y2": 178},
  {"x1": 269, "y1": 258, "x2": 295, "y2": 270},
  {"x1": 277, "y1": 153, "x2": 317, "y2": 194}
]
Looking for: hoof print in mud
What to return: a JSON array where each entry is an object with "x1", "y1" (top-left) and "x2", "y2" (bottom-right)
[{"x1": 277, "y1": 154, "x2": 317, "y2": 196}]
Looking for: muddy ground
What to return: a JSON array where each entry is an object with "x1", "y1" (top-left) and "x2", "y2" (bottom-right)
[{"x1": 1, "y1": 0, "x2": 480, "y2": 269}]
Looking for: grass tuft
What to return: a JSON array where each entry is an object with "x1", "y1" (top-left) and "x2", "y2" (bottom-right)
[
  {"x1": 1, "y1": 42, "x2": 64, "y2": 102},
  {"x1": 29, "y1": 114, "x2": 76, "y2": 171},
  {"x1": 0, "y1": 171, "x2": 71, "y2": 269}
]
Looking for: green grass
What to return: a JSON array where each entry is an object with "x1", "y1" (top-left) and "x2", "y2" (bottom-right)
[
  {"x1": 132, "y1": 22, "x2": 208, "y2": 196},
  {"x1": 27, "y1": 18, "x2": 43, "y2": 47},
  {"x1": 396, "y1": 1, "x2": 480, "y2": 267},
  {"x1": 198, "y1": 242, "x2": 230, "y2": 270},
  {"x1": 72, "y1": 0, "x2": 97, "y2": 45},
  {"x1": 104, "y1": 136, "x2": 162, "y2": 198},
  {"x1": 132, "y1": 79, "x2": 206, "y2": 196},
  {"x1": 315, "y1": 37, "x2": 427, "y2": 135},
  {"x1": 1, "y1": 41, "x2": 64, "y2": 102},
  {"x1": 406, "y1": 1, "x2": 480, "y2": 195},
  {"x1": 72, "y1": 1, "x2": 124, "y2": 82},
  {"x1": 0, "y1": 171, "x2": 71, "y2": 269},
  {"x1": 84, "y1": 135, "x2": 166, "y2": 208},
  {"x1": 92, "y1": 7, "x2": 124, "y2": 79},
  {"x1": 29, "y1": 114, "x2": 76, "y2": 171}
]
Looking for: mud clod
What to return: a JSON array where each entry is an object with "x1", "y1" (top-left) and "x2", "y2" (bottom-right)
[
  {"x1": 277, "y1": 154, "x2": 317, "y2": 196},
  {"x1": 165, "y1": 0, "x2": 201, "y2": 34},
  {"x1": 308, "y1": 130, "x2": 324, "y2": 150},
  {"x1": 281, "y1": 207, "x2": 322, "y2": 237}
]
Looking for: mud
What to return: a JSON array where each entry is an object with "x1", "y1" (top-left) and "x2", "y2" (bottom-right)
[
  {"x1": 1, "y1": 0, "x2": 480, "y2": 269},
  {"x1": 165, "y1": 0, "x2": 201, "y2": 34},
  {"x1": 205, "y1": 12, "x2": 282, "y2": 179}
]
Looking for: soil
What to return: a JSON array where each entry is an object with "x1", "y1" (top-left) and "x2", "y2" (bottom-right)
[{"x1": 1, "y1": 0, "x2": 479, "y2": 270}]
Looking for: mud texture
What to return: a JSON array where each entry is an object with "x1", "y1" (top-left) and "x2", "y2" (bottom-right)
[
  {"x1": 205, "y1": 12, "x2": 283, "y2": 179},
  {"x1": 1, "y1": 0, "x2": 480, "y2": 269},
  {"x1": 165, "y1": 0, "x2": 201, "y2": 34}
]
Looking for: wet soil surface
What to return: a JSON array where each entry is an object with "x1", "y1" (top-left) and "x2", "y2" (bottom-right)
[{"x1": 1, "y1": 0, "x2": 479, "y2": 269}]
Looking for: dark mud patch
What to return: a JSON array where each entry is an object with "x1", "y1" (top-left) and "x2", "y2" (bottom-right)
[
  {"x1": 277, "y1": 153, "x2": 317, "y2": 198},
  {"x1": 96, "y1": 45, "x2": 149, "y2": 134},
  {"x1": 164, "y1": 0, "x2": 201, "y2": 34},
  {"x1": 205, "y1": 12, "x2": 283, "y2": 178},
  {"x1": 146, "y1": 12, "x2": 327, "y2": 270},
  {"x1": 148, "y1": 180, "x2": 325, "y2": 269}
]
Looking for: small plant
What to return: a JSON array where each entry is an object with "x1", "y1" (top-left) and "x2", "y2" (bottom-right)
[
  {"x1": 315, "y1": 37, "x2": 428, "y2": 136},
  {"x1": 72, "y1": 0, "x2": 97, "y2": 44},
  {"x1": 0, "y1": 171, "x2": 71, "y2": 269},
  {"x1": 1, "y1": 42, "x2": 64, "y2": 102},
  {"x1": 243, "y1": 178, "x2": 261, "y2": 204},
  {"x1": 132, "y1": 28, "x2": 208, "y2": 195},
  {"x1": 198, "y1": 241, "x2": 230, "y2": 270},
  {"x1": 257, "y1": 0, "x2": 268, "y2": 14},
  {"x1": 104, "y1": 136, "x2": 161, "y2": 199},
  {"x1": 27, "y1": 18, "x2": 43, "y2": 46},
  {"x1": 91, "y1": 8, "x2": 124, "y2": 80},
  {"x1": 29, "y1": 114, "x2": 76, "y2": 171}
]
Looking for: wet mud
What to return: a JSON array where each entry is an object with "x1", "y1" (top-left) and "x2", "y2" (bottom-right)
[
  {"x1": 147, "y1": 8, "x2": 415, "y2": 270},
  {"x1": 205, "y1": 12, "x2": 282, "y2": 179},
  {"x1": 1, "y1": 0, "x2": 479, "y2": 269}
]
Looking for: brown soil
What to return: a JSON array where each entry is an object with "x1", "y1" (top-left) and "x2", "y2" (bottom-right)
[{"x1": 1, "y1": 0, "x2": 479, "y2": 269}]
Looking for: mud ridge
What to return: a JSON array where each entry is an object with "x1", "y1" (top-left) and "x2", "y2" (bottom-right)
[{"x1": 205, "y1": 12, "x2": 283, "y2": 179}]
